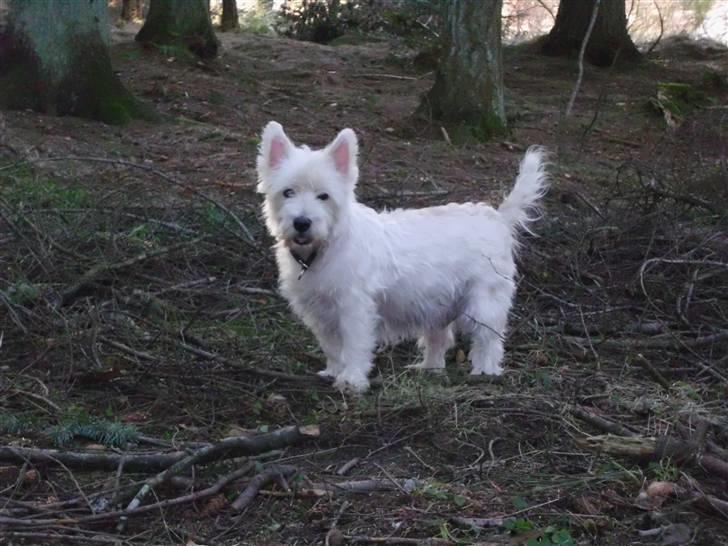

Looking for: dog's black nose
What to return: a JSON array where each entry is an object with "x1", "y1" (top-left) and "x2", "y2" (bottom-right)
[{"x1": 293, "y1": 216, "x2": 312, "y2": 233}]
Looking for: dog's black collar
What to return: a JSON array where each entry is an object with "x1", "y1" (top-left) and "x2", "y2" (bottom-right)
[{"x1": 290, "y1": 248, "x2": 318, "y2": 279}]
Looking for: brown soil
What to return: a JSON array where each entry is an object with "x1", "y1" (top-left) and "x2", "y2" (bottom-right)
[{"x1": 1, "y1": 27, "x2": 727, "y2": 546}]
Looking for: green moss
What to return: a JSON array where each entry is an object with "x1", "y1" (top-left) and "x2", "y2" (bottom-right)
[
  {"x1": 135, "y1": 0, "x2": 219, "y2": 59},
  {"x1": 445, "y1": 112, "x2": 508, "y2": 144},
  {"x1": 649, "y1": 81, "x2": 711, "y2": 124},
  {"x1": 0, "y1": 26, "x2": 156, "y2": 125},
  {"x1": 57, "y1": 31, "x2": 157, "y2": 125}
]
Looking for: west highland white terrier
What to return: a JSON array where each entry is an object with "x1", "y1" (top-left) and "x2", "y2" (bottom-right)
[{"x1": 257, "y1": 122, "x2": 548, "y2": 393}]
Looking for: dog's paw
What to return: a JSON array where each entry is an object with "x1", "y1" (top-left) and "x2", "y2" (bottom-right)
[
  {"x1": 333, "y1": 372, "x2": 370, "y2": 394},
  {"x1": 317, "y1": 368, "x2": 336, "y2": 380}
]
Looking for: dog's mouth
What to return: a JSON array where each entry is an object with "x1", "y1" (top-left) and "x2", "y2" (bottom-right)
[{"x1": 293, "y1": 235, "x2": 313, "y2": 246}]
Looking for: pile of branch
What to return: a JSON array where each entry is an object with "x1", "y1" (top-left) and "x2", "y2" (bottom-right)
[
  {"x1": 572, "y1": 406, "x2": 728, "y2": 520},
  {"x1": 0, "y1": 425, "x2": 320, "y2": 532}
]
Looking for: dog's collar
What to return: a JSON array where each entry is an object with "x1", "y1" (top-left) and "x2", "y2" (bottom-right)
[{"x1": 290, "y1": 248, "x2": 318, "y2": 279}]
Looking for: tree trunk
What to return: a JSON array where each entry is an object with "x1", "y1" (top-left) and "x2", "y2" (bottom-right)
[
  {"x1": 0, "y1": 0, "x2": 148, "y2": 125},
  {"x1": 541, "y1": 0, "x2": 641, "y2": 67},
  {"x1": 136, "y1": 0, "x2": 219, "y2": 59},
  {"x1": 121, "y1": 0, "x2": 143, "y2": 22},
  {"x1": 423, "y1": 0, "x2": 506, "y2": 139},
  {"x1": 221, "y1": 0, "x2": 239, "y2": 32}
]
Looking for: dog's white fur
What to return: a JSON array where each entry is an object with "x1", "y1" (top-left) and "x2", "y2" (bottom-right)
[{"x1": 257, "y1": 122, "x2": 548, "y2": 392}]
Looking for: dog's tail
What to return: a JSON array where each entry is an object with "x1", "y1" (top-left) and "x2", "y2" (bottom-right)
[{"x1": 497, "y1": 146, "x2": 548, "y2": 234}]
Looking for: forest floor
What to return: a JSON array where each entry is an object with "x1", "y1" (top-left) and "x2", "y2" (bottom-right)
[{"x1": 1, "y1": 24, "x2": 728, "y2": 546}]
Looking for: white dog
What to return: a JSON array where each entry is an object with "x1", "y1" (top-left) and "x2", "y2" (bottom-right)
[{"x1": 257, "y1": 122, "x2": 547, "y2": 393}]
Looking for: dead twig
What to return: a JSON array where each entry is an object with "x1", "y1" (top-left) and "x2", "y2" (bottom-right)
[
  {"x1": 59, "y1": 235, "x2": 207, "y2": 306},
  {"x1": 565, "y1": 0, "x2": 601, "y2": 118},
  {"x1": 646, "y1": 0, "x2": 664, "y2": 55},
  {"x1": 633, "y1": 353, "x2": 672, "y2": 390}
]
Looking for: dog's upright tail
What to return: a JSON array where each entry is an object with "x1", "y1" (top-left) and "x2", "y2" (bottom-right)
[{"x1": 497, "y1": 146, "x2": 548, "y2": 234}]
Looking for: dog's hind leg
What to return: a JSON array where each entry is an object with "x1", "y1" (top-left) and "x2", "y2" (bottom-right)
[
  {"x1": 408, "y1": 326, "x2": 454, "y2": 372},
  {"x1": 462, "y1": 283, "x2": 513, "y2": 376}
]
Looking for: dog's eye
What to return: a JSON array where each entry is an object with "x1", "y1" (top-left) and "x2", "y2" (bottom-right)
[
  {"x1": 317, "y1": 193, "x2": 330, "y2": 201},
  {"x1": 282, "y1": 189, "x2": 295, "y2": 198}
]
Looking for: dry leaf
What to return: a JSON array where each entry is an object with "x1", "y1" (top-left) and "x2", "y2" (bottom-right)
[{"x1": 198, "y1": 494, "x2": 228, "y2": 517}]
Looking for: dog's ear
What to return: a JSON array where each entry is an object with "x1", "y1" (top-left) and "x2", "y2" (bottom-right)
[
  {"x1": 326, "y1": 128, "x2": 358, "y2": 183},
  {"x1": 259, "y1": 121, "x2": 293, "y2": 173}
]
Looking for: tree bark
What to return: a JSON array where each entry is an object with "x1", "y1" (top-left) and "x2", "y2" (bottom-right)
[
  {"x1": 121, "y1": 0, "x2": 143, "y2": 22},
  {"x1": 136, "y1": 0, "x2": 219, "y2": 59},
  {"x1": 541, "y1": 0, "x2": 641, "y2": 67},
  {"x1": 221, "y1": 0, "x2": 240, "y2": 32},
  {"x1": 424, "y1": 0, "x2": 506, "y2": 139},
  {"x1": 0, "y1": 0, "x2": 148, "y2": 125}
]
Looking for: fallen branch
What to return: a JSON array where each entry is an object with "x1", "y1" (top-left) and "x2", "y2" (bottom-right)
[
  {"x1": 0, "y1": 425, "x2": 320, "y2": 473},
  {"x1": 231, "y1": 464, "x2": 297, "y2": 512},
  {"x1": 344, "y1": 536, "x2": 453, "y2": 545},
  {"x1": 576, "y1": 434, "x2": 728, "y2": 480},
  {"x1": 571, "y1": 406, "x2": 638, "y2": 437},
  {"x1": 257, "y1": 478, "x2": 418, "y2": 499},
  {"x1": 450, "y1": 516, "x2": 511, "y2": 529}
]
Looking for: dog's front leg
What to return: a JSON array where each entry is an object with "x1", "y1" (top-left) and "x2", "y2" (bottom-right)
[
  {"x1": 311, "y1": 328, "x2": 343, "y2": 379},
  {"x1": 332, "y1": 297, "x2": 377, "y2": 393}
]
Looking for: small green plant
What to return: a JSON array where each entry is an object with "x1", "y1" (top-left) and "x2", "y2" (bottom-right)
[
  {"x1": 203, "y1": 203, "x2": 232, "y2": 231},
  {"x1": 46, "y1": 408, "x2": 139, "y2": 447},
  {"x1": 4, "y1": 177, "x2": 89, "y2": 209},
  {"x1": 504, "y1": 518, "x2": 535, "y2": 533},
  {"x1": 414, "y1": 482, "x2": 468, "y2": 508},
  {"x1": 648, "y1": 459, "x2": 680, "y2": 482},
  {"x1": 505, "y1": 518, "x2": 575, "y2": 546},
  {"x1": 4, "y1": 281, "x2": 41, "y2": 305},
  {"x1": 0, "y1": 413, "x2": 34, "y2": 435}
]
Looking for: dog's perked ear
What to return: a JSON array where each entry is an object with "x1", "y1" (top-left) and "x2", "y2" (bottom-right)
[
  {"x1": 325, "y1": 128, "x2": 358, "y2": 185},
  {"x1": 258, "y1": 121, "x2": 294, "y2": 176}
]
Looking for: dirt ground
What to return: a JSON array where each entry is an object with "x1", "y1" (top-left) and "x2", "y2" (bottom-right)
[{"x1": 1, "y1": 24, "x2": 727, "y2": 546}]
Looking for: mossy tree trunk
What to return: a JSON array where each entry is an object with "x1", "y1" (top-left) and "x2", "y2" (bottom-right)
[
  {"x1": 136, "y1": 0, "x2": 219, "y2": 58},
  {"x1": 0, "y1": 0, "x2": 147, "y2": 125},
  {"x1": 541, "y1": 0, "x2": 641, "y2": 67},
  {"x1": 423, "y1": 0, "x2": 506, "y2": 139},
  {"x1": 221, "y1": 0, "x2": 239, "y2": 32}
]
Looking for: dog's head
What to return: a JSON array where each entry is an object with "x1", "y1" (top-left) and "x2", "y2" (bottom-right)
[{"x1": 256, "y1": 122, "x2": 358, "y2": 258}]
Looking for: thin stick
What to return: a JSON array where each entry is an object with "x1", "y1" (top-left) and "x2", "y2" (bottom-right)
[
  {"x1": 59, "y1": 236, "x2": 207, "y2": 306},
  {"x1": 565, "y1": 0, "x2": 601, "y2": 118}
]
